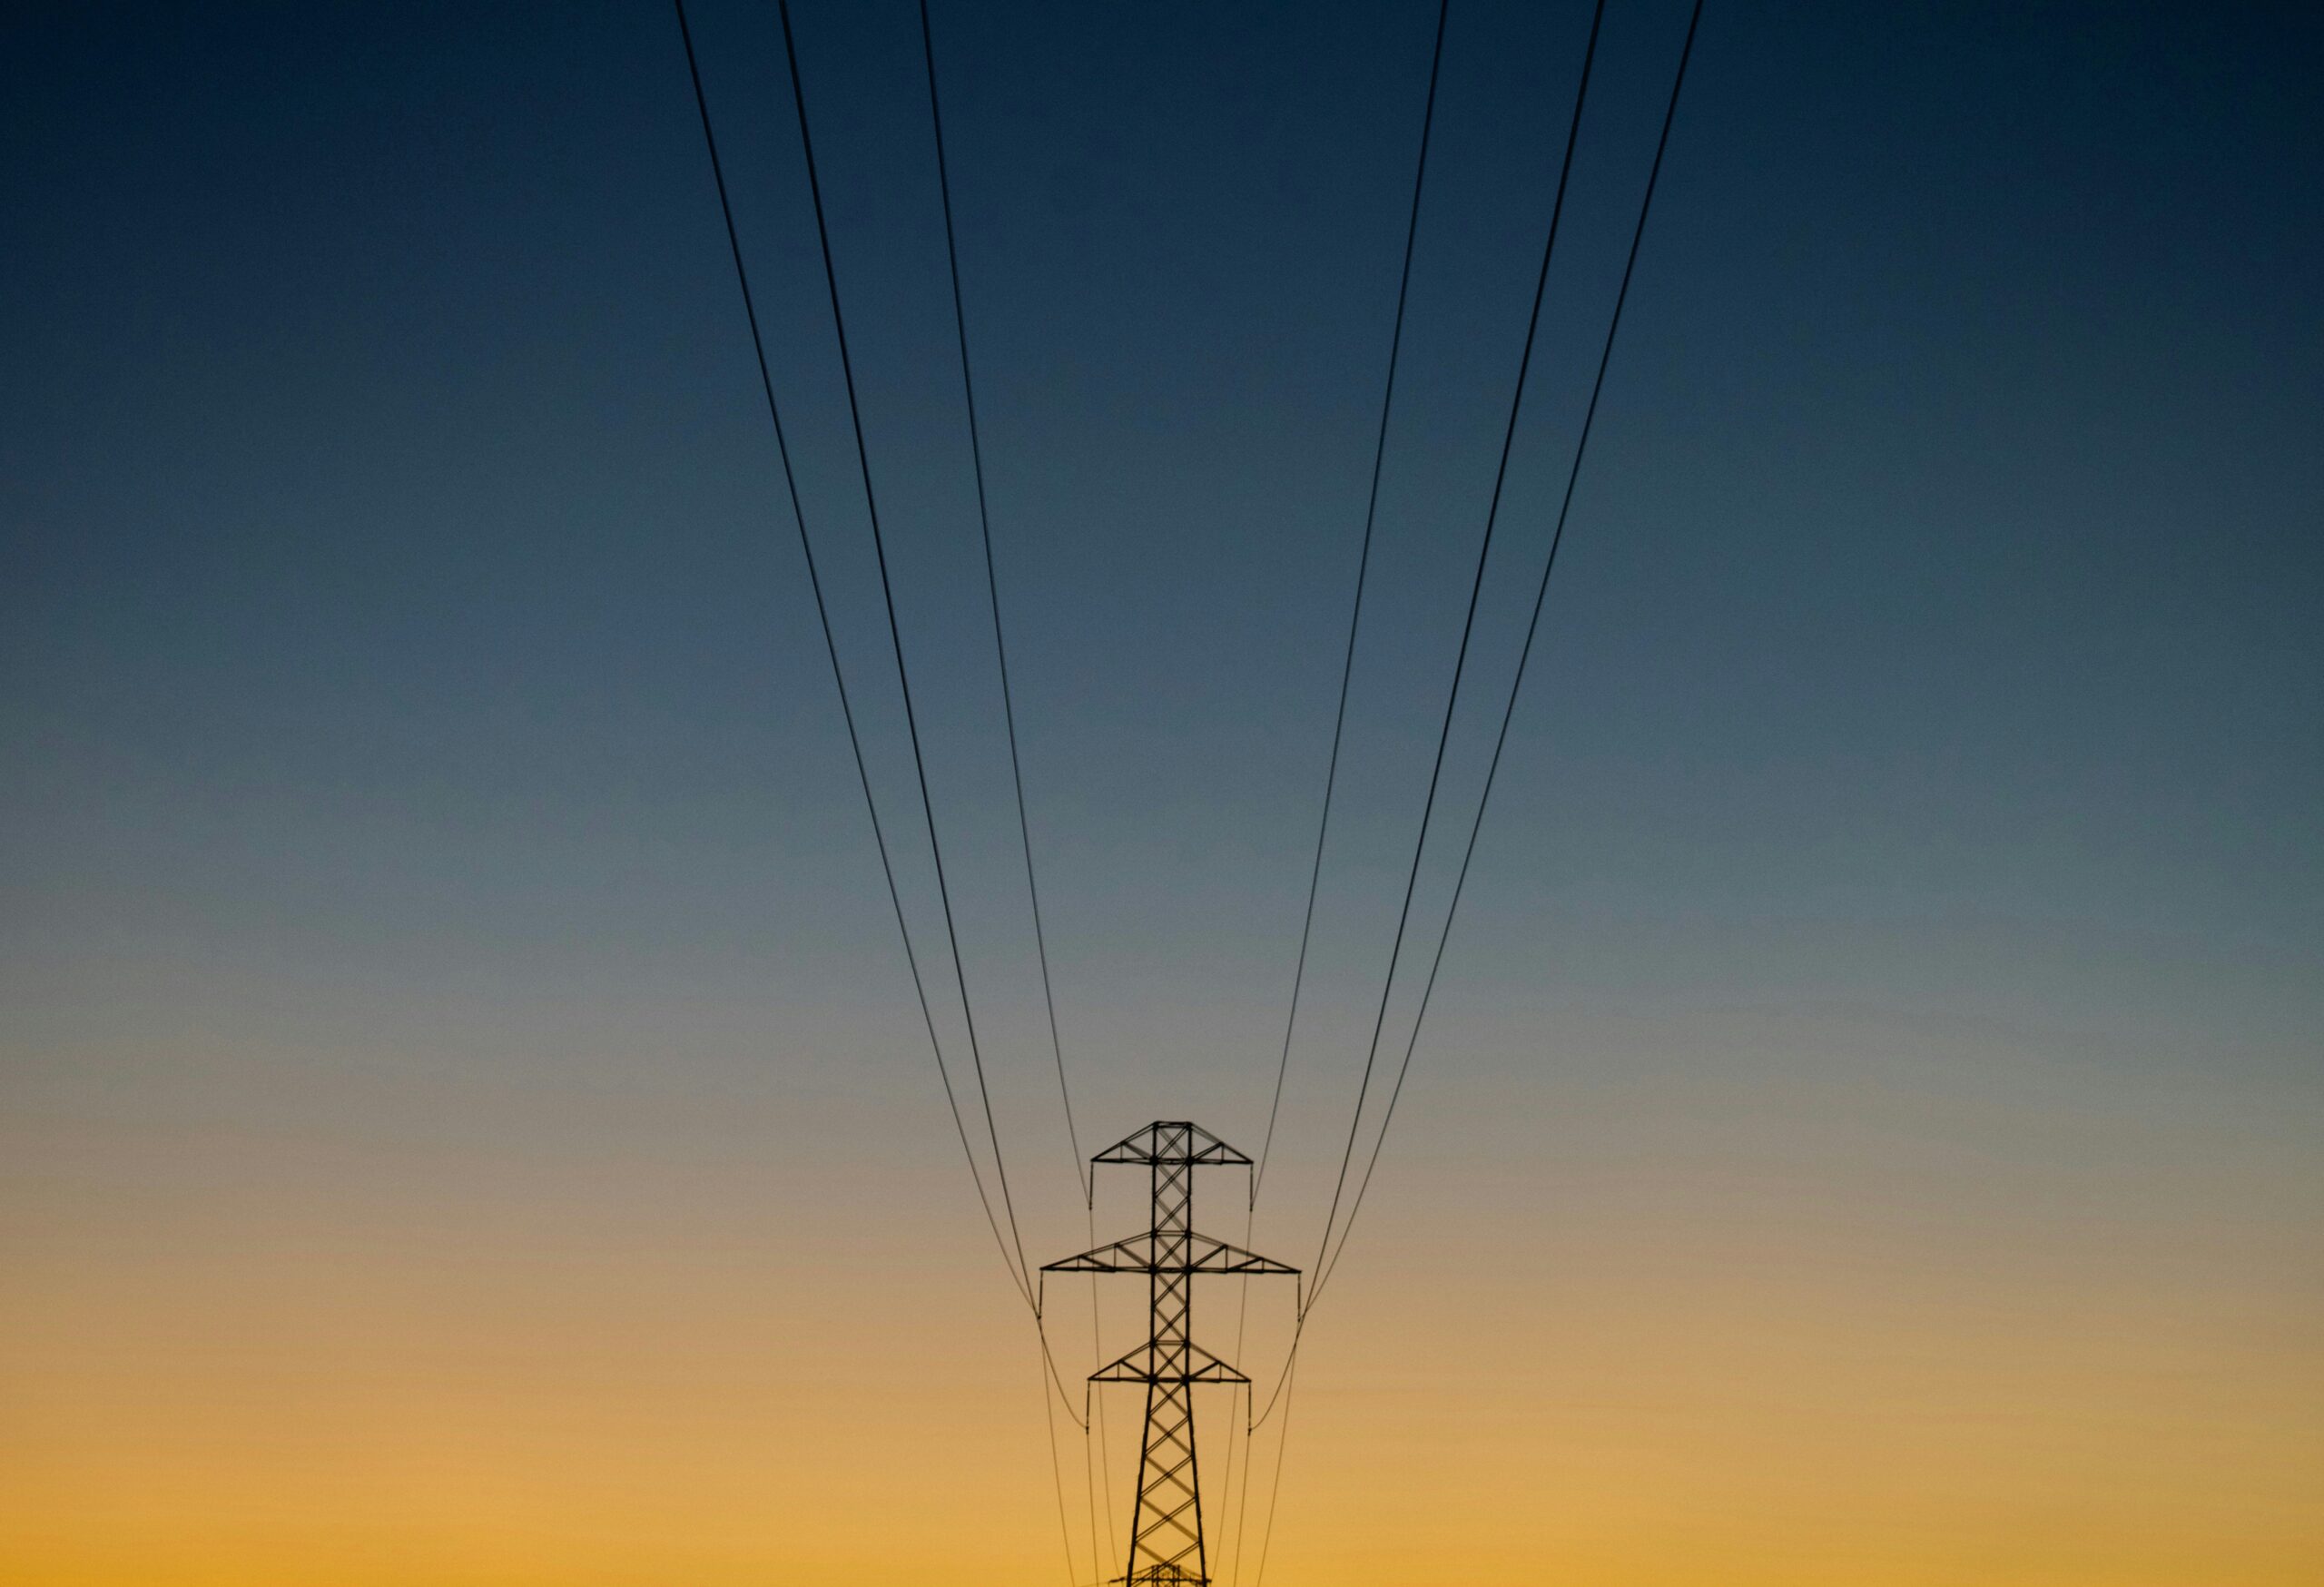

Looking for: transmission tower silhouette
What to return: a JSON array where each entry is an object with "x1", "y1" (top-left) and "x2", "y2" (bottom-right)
[{"x1": 1046, "y1": 1122, "x2": 1298, "y2": 1586}]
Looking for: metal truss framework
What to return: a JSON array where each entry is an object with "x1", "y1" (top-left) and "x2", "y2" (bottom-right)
[{"x1": 1046, "y1": 1122, "x2": 1297, "y2": 1586}]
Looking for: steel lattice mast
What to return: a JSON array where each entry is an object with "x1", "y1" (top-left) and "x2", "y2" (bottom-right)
[{"x1": 1045, "y1": 1122, "x2": 1297, "y2": 1586}]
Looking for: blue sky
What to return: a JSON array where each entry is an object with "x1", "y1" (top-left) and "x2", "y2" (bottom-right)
[{"x1": 4, "y1": 5, "x2": 2319, "y2": 1580}]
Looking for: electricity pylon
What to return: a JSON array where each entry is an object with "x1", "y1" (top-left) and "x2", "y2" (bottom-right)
[{"x1": 1045, "y1": 1121, "x2": 1298, "y2": 1587}]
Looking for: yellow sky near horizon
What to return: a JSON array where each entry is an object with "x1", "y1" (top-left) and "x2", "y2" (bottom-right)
[
  {"x1": 10, "y1": 0, "x2": 2324, "y2": 1577},
  {"x1": 6, "y1": 1008, "x2": 2318, "y2": 1586}
]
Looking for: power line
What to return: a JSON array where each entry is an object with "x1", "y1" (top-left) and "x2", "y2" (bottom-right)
[
  {"x1": 757, "y1": 7, "x2": 1092, "y2": 1572},
  {"x1": 1215, "y1": 1380, "x2": 1244, "y2": 1582},
  {"x1": 1228, "y1": 5, "x2": 1452, "y2": 1568},
  {"x1": 1085, "y1": 1279, "x2": 1120, "y2": 1572},
  {"x1": 772, "y1": 0, "x2": 1036, "y2": 1296},
  {"x1": 1036, "y1": 1333, "x2": 1083, "y2": 1587},
  {"x1": 1228, "y1": 1377, "x2": 1259, "y2": 1587},
  {"x1": 669, "y1": 0, "x2": 1032, "y2": 1311},
  {"x1": 1083, "y1": 1375, "x2": 1115, "y2": 1587},
  {"x1": 1251, "y1": 0, "x2": 1452, "y2": 1208},
  {"x1": 1312, "y1": 0, "x2": 1706, "y2": 1313},
  {"x1": 917, "y1": 0, "x2": 1089, "y2": 1209},
  {"x1": 916, "y1": 4, "x2": 1118, "y2": 1559},
  {"x1": 1248, "y1": 0, "x2": 1705, "y2": 1432},
  {"x1": 1246, "y1": 1347, "x2": 1302, "y2": 1587},
  {"x1": 1308, "y1": 0, "x2": 1609, "y2": 1296},
  {"x1": 677, "y1": 0, "x2": 1092, "y2": 1463}
]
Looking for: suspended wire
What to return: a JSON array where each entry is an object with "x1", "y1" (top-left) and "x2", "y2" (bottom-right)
[
  {"x1": 678, "y1": 0, "x2": 1090, "y2": 1464},
  {"x1": 1223, "y1": 1170, "x2": 1265, "y2": 1581},
  {"x1": 1158, "y1": 9, "x2": 1459, "y2": 1573},
  {"x1": 1312, "y1": 0, "x2": 1706, "y2": 1314},
  {"x1": 1307, "y1": 0, "x2": 1608, "y2": 1295},
  {"x1": 1219, "y1": 1265, "x2": 1250, "y2": 1527},
  {"x1": 1082, "y1": 1382, "x2": 1111, "y2": 1587},
  {"x1": 917, "y1": 0, "x2": 1088, "y2": 1209},
  {"x1": 1088, "y1": 1282, "x2": 1119, "y2": 1563},
  {"x1": 772, "y1": 0, "x2": 1036, "y2": 1296},
  {"x1": 1214, "y1": 1381, "x2": 1245, "y2": 1582},
  {"x1": 1249, "y1": 1316, "x2": 1298, "y2": 1431},
  {"x1": 1227, "y1": 15, "x2": 1452, "y2": 1564},
  {"x1": 1251, "y1": 0, "x2": 1452, "y2": 1208},
  {"x1": 1251, "y1": 0, "x2": 1706, "y2": 1429},
  {"x1": 916, "y1": 0, "x2": 1115, "y2": 1552},
  {"x1": 1037, "y1": 1335, "x2": 1083, "y2": 1587},
  {"x1": 1218, "y1": 1292, "x2": 1256, "y2": 1579},
  {"x1": 1035, "y1": 1311, "x2": 1092, "y2": 1431},
  {"x1": 1227, "y1": 1382, "x2": 1258, "y2": 1587},
  {"x1": 1080, "y1": 1396, "x2": 1100, "y2": 1584},
  {"x1": 1246, "y1": 1350, "x2": 1302, "y2": 1587},
  {"x1": 669, "y1": 0, "x2": 1031, "y2": 1313}
]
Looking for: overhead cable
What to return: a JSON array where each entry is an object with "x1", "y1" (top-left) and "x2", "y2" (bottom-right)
[
  {"x1": 1250, "y1": 0, "x2": 1453, "y2": 1208},
  {"x1": 773, "y1": 0, "x2": 1036, "y2": 1295},
  {"x1": 918, "y1": 4, "x2": 1119, "y2": 1551},
  {"x1": 1312, "y1": 0, "x2": 1706, "y2": 1312},
  {"x1": 1251, "y1": 0, "x2": 1706, "y2": 1428},
  {"x1": 670, "y1": 0, "x2": 1032, "y2": 1310},
  {"x1": 1232, "y1": 5, "x2": 1452, "y2": 1572},
  {"x1": 676, "y1": 0, "x2": 1097, "y2": 1450},
  {"x1": 918, "y1": 0, "x2": 1090, "y2": 1210},
  {"x1": 1307, "y1": 0, "x2": 1609, "y2": 1297}
]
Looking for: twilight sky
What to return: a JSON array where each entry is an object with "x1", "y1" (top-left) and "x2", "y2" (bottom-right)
[{"x1": 4, "y1": 2, "x2": 2319, "y2": 1583}]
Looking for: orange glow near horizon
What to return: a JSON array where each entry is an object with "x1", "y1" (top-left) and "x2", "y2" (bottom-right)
[
  {"x1": 10, "y1": 0, "x2": 2322, "y2": 1580},
  {"x1": 6, "y1": 1014, "x2": 2319, "y2": 1585}
]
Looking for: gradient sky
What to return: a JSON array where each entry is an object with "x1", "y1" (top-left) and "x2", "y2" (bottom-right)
[{"x1": 5, "y1": 2, "x2": 2320, "y2": 1583}]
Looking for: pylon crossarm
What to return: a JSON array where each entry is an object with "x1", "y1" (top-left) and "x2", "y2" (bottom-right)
[
  {"x1": 1092, "y1": 1120, "x2": 1251, "y2": 1168},
  {"x1": 1092, "y1": 1338, "x2": 1250, "y2": 1385},
  {"x1": 1041, "y1": 1230, "x2": 1299, "y2": 1276}
]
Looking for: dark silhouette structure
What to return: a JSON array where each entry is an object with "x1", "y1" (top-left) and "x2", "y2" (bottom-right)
[{"x1": 1046, "y1": 1122, "x2": 1298, "y2": 1586}]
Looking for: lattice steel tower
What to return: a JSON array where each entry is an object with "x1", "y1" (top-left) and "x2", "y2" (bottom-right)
[{"x1": 1045, "y1": 1121, "x2": 1298, "y2": 1587}]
